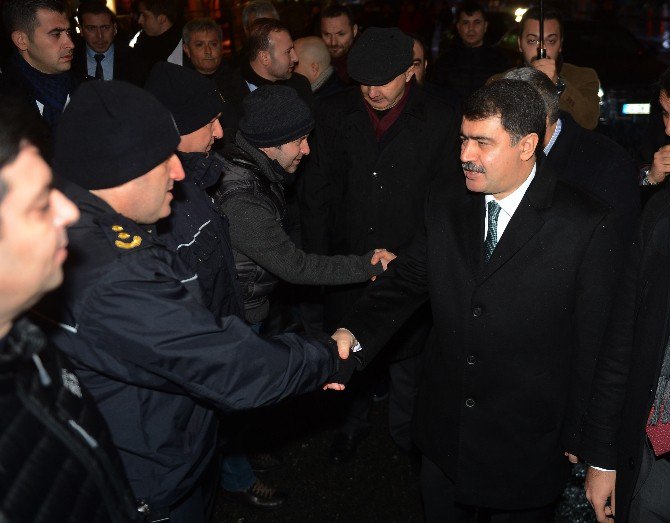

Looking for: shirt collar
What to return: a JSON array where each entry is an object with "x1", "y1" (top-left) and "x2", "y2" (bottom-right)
[
  {"x1": 86, "y1": 43, "x2": 114, "y2": 59},
  {"x1": 543, "y1": 118, "x2": 562, "y2": 155},
  {"x1": 485, "y1": 163, "x2": 537, "y2": 218}
]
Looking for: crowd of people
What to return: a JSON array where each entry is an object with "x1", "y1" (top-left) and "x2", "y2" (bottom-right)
[{"x1": 1, "y1": 0, "x2": 669, "y2": 522}]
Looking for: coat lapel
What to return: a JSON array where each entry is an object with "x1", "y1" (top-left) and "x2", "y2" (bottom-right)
[
  {"x1": 451, "y1": 191, "x2": 486, "y2": 276},
  {"x1": 478, "y1": 161, "x2": 557, "y2": 283}
]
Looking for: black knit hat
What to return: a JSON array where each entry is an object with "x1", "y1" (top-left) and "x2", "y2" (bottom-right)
[
  {"x1": 239, "y1": 85, "x2": 314, "y2": 148},
  {"x1": 145, "y1": 62, "x2": 224, "y2": 135},
  {"x1": 53, "y1": 81, "x2": 180, "y2": 190},
  {"x1": 347, "y1": 27, "x2": 414, "y2": 86}
]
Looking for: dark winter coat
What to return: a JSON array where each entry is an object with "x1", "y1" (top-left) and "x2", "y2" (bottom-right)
[
  {"x1": 300, "y1": 83, "x2": 460, "y2": 356},
  {"x1": 580, "y1": 187, "x2": 670, "y2": 522},
  {"x1": 546, "y1": 111, "x2": 640, "y2": 243},
  {"x1": 156, "y1": 151, "x2": 243, "y2": 320},
  {"x1": 35, "y1": 179, "x2": 352, "y2": 509},
  {"x1": 0, "y1": 318, "x2": 141, "y2": 523}
]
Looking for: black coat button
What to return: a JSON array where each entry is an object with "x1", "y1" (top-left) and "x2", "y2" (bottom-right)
[
  {"x1": 368, "y1": 227, "x2": 374, "y2": 234},
  {"x1": 472, "y1": 307, "x2": 482, "y2": 317},
  {"x1": 465, "y1": 398, "x2": 476, "y2": 408},
  {"x1": 629, "y1": 457, "x2": 635, "y2": 469},
  {"x1": 467, "y1": 355, "x2": 476, "y2": 365}
]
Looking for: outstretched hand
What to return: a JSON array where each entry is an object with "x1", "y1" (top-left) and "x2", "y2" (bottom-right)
[{"x1": 370, "y1": 249, "x2": 396, "y2": 281}]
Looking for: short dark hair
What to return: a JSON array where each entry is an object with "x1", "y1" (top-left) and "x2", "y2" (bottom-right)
[
  {"x1": 139, "y1": 0, "x2": 179, "y2": 24},
  {"x1": 247, "y1": 18, "x2": 290, "y2": 61},
  {"x1": 463, "y1": 80, "x2": 546, "y2": 148},
  {"x1": 2, "y1": 0, "x2": 67, "y2": 36},
  {"x1": 519, "y1": 5, "x2": 563, "y2": 38},
  {"x1": 183, "y1": 17, "x2": 222, "y2": 44},
  {"x1": 0, "y1": 99, "x2": 49, "y2": 206},
  {"x1": 77, "y1": 0, "x2": 116, "y2": 24},
  {"x1": 321, "y1": 4, "x2": 355, "y2": 26},
  {"x1": 503, "y1": 67, "x2": 560, "y2": 124},
  {"x1": 455, "y1": 1, "x2": 486, "y2": 22}
]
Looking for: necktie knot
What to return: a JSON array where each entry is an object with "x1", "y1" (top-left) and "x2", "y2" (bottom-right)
[
  {"x1": 94, "y1": 53, "x2": 105, "y2": 63},
  {"x1": 483, "y1": 200, "x2": 502, "y2": 262}
]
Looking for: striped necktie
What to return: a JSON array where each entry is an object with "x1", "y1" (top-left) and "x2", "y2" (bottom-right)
[{"x1": 483, "y1": 200, "x2": 501, "y2": 262}]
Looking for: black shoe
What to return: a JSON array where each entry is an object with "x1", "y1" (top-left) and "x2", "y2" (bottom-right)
[
  {"x1": 329, "y1": 431, "x2": 366, "y2": 463},
  {"x1": 248, "y1": 452, "x2": 282, "y2": 473},
  {"x1": 222, "y1": 479, "x2": 286, "y2": 510}
]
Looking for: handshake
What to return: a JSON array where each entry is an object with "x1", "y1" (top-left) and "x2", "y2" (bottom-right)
[
  {"x1": 322, "y1": 248, "x2": 395, "y2": 389},
  {"x1": 370, "y1": 248, "x2": 396, "y2": 281}
]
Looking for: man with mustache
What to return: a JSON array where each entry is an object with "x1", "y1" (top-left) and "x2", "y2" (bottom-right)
[
  {"x1": 35, "y1": 80, "x2": 356, "y2": 522},
  {"x1": 330, "y1": 80, "x2": 622, "y2": 520},
  {"x1": 0, "y1": 0, "x2": 75, "y2": 130}
]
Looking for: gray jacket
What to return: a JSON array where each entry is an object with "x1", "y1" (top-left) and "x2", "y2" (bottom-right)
[{"x1": 215, "y1": 133, "x2": 382, "y2": 324}]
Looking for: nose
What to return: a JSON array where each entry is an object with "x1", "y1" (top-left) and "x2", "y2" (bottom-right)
[
  {"x1": 460, "y1": 139, "x2": 475, "y2": 162},
  {"x1": 368, "y1": 86, "x2": 379, "y2": 99},
  {"x1": 300, "y1": 140, "x2": 310, "y2": 156},
  {"x1": 664, "y1": 117, "x2": 670, "y2": 137},
  {"x1": 168, "y1": 154, "x2": 186, "y2": 181},
  {"x1": 327, "y1": 35, "x2": 335, "y2": 46},
  {"x1": 64, "y1": 31, "x2": 75, "y2": 49},
  {"x1": 51, "y1": 189, "x2": 80, "y2": 228},
  {"x1": 212, "y1": 119, "x2": 223, "y2": 139},
  {"x1": 289, "y1": 49, "x2": 298, "y2": 63}
]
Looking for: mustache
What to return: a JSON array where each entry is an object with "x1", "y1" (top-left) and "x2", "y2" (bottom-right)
[{"x1": 462, "y1": 161, "x2": 486, "y2": 173}]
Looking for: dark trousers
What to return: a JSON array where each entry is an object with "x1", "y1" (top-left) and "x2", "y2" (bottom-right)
[
  {"x1": 629, "y1": 440, "x2": 670, "y2": 522},
  {"x1": 420, "y1": 456, "x2": 556, "y2": 523}
]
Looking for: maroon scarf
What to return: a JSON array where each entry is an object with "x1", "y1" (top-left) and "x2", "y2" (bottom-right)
[{"x1": 364, "y1": 81, "x2": 412, "y2": 141}]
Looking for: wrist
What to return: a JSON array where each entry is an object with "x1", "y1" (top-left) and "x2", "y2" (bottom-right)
[{"x1": 640, "y1": 165, "x2": 663, "y2": 186}]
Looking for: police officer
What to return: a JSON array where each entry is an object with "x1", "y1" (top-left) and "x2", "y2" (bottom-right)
[{"x1": 36, "y1": 81, "x2": 355, "y2": 523}]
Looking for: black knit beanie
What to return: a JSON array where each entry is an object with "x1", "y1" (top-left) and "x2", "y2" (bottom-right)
[
  {"x1": 347, "y1": 27, "x2": 414, "y2": 86},
  {"x1": 53, "y1": 81, "x2": 180, "y2": 190},
  {"x1": 145, "y1": 62, "x2": 224, "y2": 135},
  {"x1": 239, "y1": 85, "x2": 314, "y2": 148}
]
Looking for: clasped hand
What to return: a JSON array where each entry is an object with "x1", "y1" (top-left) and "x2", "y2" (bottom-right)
[{"x1": 322, "y1": 328, "x2": 356, "y2": 391}]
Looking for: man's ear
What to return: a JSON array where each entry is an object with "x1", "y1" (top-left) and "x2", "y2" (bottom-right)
[
  {"x1": 11, "y1": 30, "x2": 29, "y2": 52},
  {"x1": 311, "y1": 61, "x2": 320, "y2": 76},
  {"x1": 182, "y1": 42, "x2": 191, "y2": 58},
  {"x1": 352, "y1": 24, "x2": 358, "y2": 38},
  {"x1": 258, "y1": 49, "x2": 271, "y2": 66},
  {"x1": 519, "y1": 133, "x2": 539, "y2": 161},
  {"x1": 113, "y1": 22, "x2": 118, "y2": 37},
  {"x1": 157, "y1": 13, "x2": 168, "y2": 28},
  {"x1": 517, "y1": 36, "x2": 522, "y2": 53}
]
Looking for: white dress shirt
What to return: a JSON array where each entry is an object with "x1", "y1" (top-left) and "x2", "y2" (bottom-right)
[
  {"x1": 86, "y1": 44, "x2": 115, "y2": 80},
  {"x1": 483, "y1": 164, "x2": 537, "y2": 242}
]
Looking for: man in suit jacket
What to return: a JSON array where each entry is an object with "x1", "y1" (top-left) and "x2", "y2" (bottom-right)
[
  {"x1": 504, "y1": 66, "x2": 640, "y2": 242},
  {"x1": 580, "y1": 195, "x2": 670, "y2": 521},
  {"x1": 330, "y1": 79, "x2": 623, "y2": 521},
  {"x1": 72, "y1": 1, "x2": 130, "y2": 82}
]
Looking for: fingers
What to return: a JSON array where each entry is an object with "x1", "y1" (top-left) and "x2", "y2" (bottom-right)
[
  {"x1": 611, "y1": 489, "x2": 616, "y2": 518},
  {"x1": 331, "y1": 328, "x2": 354, "y2": 359},
  {"x1": 565, "y1": 452, "x2": 579, "y2": 464},
  {"x1": 323, "y1": 383, "x2": 345, "y2": 391},
  {"x1": 370, "y1": 248, "x2": 397, "y2": 270}
]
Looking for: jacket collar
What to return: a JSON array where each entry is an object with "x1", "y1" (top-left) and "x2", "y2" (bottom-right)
[{"x1": 176, "y1": 151, "x2": 224, "y2": 189}]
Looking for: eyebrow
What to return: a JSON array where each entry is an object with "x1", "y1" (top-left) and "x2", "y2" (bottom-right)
[
  {"x1": 47, "y1": 26, "x2": 70, "y2": 35},
  {"x1": 525, "y1": 32, "x2": 560, "y2": 38},
  {"x1": 460, "y1": 134, "x2": 493, "y2": 142}
]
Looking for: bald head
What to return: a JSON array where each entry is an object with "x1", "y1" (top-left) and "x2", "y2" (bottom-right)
[{"x1": 294, "y1": 36, "x2": 331, "y2": 87}]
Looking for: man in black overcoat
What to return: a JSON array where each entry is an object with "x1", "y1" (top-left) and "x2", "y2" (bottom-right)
[
  {"x1": 300, "y1": 27, "x2": 461, "y2": 460},
  {"x1": 330, "y1": 79, "x2": 623, "y2": 521},
  {"x1": 581, "y1": 189, "x2": 670, "y2": 521}
]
